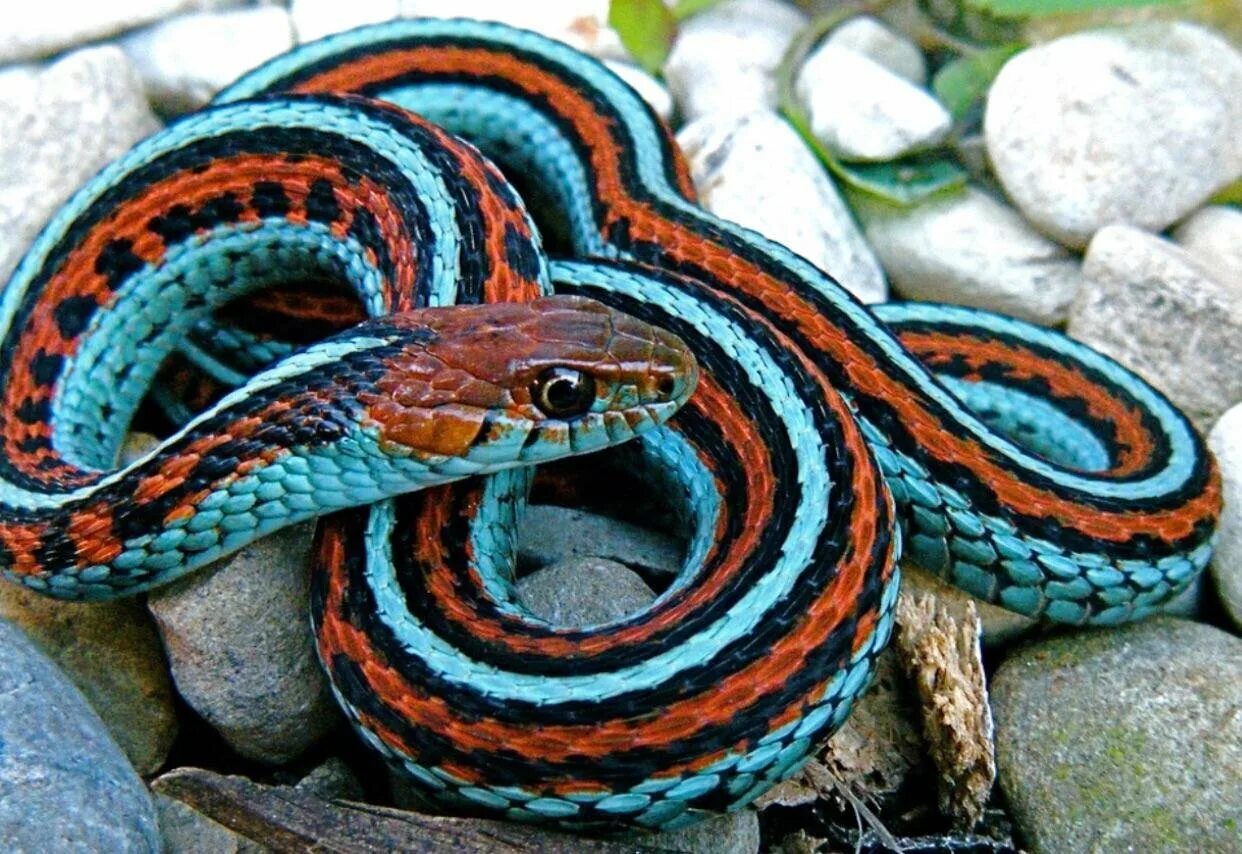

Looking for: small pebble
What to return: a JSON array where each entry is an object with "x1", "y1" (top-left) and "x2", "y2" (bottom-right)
[
  {"x1": 0, "y1": 585, "x2": 178, "y2": 775},
  {"x1": 149, "y1": 523, "x2": 343, "y2": 764},
  {"x1": 1208, "y1": 403, "x2": 1242, "y2": 630},
  {"x1": 985, "y1": 23, "x2": 1242, "y2": 248},
  {"x1": 1069, "y1": 224, "x2": 1242, "y2": 430},
  {"x1": 1172, "y1": 205, "x2": 1242, "y2": 288},
  {"x1": 796, "y1": 43, "x2": 949, "y2": 162},
  {"x1": 858, "y1": 186, "x2": 1083, "y2": 325},
  {"x1": 0, "y1": 46, "x2": 160, "y2": 283},
  {"x1": 518, "y1": 557, "x2": 656, "y2": 627},
  {"x1": 677, "y1": 110, "x2": 887, "y2": 303},
  {"x1": 824, "y1": 15, "x2": 926, "y2": 84},
  {"x1": 665, "y1": 0, "x2": 806, "y2": 123},
  {"x1": 992, "y1": 618, "x2": 1242, "y2": 852},
  {"x1": 0, "y1": 619, "x2": 160, "y2": 851},
  {"x1": 121, "y1": 7, "x2": 295, "y2": 113}
]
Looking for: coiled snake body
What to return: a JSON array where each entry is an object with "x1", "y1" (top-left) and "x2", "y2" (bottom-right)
[{"x1": 0, "y1": 20, "x2": 1220, "y2": 832}]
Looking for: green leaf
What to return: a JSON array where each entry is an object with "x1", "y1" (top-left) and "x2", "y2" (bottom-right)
[
  {"x1": 1208, "y1": 176, "x2": 1242, "y2": 206},
  {"x1": 608, "y1": 0, "x2": 677, "y2": 74},
  {"x1": 670, "y1": 0, "x2": 727, "y2": 21},
  {"x1": 965, "y1": 0, "x2": 1185, "y2": 18},
  {"x1": 932, "y1": 43, "x2": 1024, "y2": 121}
]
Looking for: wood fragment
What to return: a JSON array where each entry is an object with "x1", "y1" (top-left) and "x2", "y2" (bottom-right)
[{"x1": 893, "y1": 591, "x2": 996, "y2": 828}]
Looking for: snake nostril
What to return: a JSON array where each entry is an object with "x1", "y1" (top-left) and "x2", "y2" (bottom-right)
[{"x1": 656, "y1": 375, "x2": 676, "y2": 399}]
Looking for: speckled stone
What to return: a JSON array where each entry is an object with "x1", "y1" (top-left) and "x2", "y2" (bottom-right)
[
  {"x1": 517, "y1": 557, "x2": 656, "y2": 627},
  {"x1": 993, "y1": 618, "x2": 1242, "y2": 852},
  {"x1": 0, "y1": 619, "x2": 160, "y2": 851}
]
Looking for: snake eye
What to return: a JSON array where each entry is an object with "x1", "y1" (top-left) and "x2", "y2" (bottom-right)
[{"x1": 532, "y1": 367, "x2": 597, "y2": 418}]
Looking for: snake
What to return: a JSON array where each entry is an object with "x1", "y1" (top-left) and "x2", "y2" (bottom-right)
[{"x1": 0, "y1": 19, "x2": 1220, "y2": 833}]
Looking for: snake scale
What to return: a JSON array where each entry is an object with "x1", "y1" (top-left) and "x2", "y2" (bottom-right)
[{"x1": 0, "y1": 19, "x2": 1220, "y2": 832}]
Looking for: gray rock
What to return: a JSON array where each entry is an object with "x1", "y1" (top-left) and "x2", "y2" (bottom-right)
[
  {"x1": 0, "y1": 0, "x2": 201, "y2": 63},
  {"x1": 517, "y1": 557, "x2": 656, "y2": 627},
  {"x1": 858, "y1": 186, "x2": 1083, "y2": 325},
  {"x1": 149, "y1": 523, "x2": 342, "y2": 764},
  {"x1": 1208, "y1": 403, "x2": 1242, "y2": 630},
  {"x1": 985, "y1": 23, "x2": 1242, "y2": 248},
  {"x1": 519, "y1": 504, "x2": 682, "y2": 577},
  {"x1": 0, "y1": 585, "x2": 178, "y2": 776},
  {"x1": 1173, "y1": 205, "x2": 1242, "y2": 288},
  {"x1": 993, "y1": 617, "x2": 1242, "y2": 852},
  {"x1": 665, "y1": 0, "x2": 806, "y2": 122},
  {"x1": 290, "y1": 0, "x2": 400, "y2": 44},
  {"x1": 295, "y1": 757, "x2": 365, "y2": 802},
  {"x1": 154, "y1": 791, "x2": 260, "y2": 854},
  {"x1": 1069, "y1": 224, "x2": 1242, "y2": 430},
  {"x1": 0, "y1": 46, "x2": 160, "y2": 284},
  {"x1": 796, "y1": 43, "x2": 949, "y2": 162},
  {"x1": 825, "y1": 15, "x2": 926, "y2": 84},
  {"x1": 0, "y1": 619, "x2": 160, "y2": 851},
  {"x1": 121, "y1": 7, "x2": 295, "y2": 114},
  {"x1": 677, "y1": 110, "x2": 887, "y2": 303}
]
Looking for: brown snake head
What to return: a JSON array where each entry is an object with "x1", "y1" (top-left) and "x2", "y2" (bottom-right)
[{"x1": 356, "y1": 295, "x2": 697, "y2": 462}]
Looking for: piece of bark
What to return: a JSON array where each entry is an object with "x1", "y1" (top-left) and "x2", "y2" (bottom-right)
[
  {"x1": 893, "y1": 592, "x2": 996, "y2": 827},
  {"x1": 152, "y1": 767, "x2": 667, "y2": 853}
]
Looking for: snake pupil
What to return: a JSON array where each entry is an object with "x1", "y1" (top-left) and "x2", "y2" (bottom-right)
[{"x1": 534, "y1": 367, "x2": 596, "y2": 417}]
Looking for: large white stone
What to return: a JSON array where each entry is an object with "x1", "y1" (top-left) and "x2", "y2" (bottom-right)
[
  {"x1": 797, "y1": 43, "x2": 949, "y2": 162},
  {"x1": 986, "y1": 23, "x2": 1242, "y2": 248},
  {"x1": 0, "y1": 1, "x2": 201, "y2": 63},
  {"x1": 604, "y1": 61, "x2": 673, "y2": 121},
  {"x1": 665, "y1": 0, "x2": 806, "y2": 123},
  {"x1": 677, "y1": 110, "x2": 887, "y2": 303},
  {"x1": 121, "y1": 7, "x2": 295, "y2": 114},
  {"x1": 825, "y1": 15, "x2": 926, "y2": 84},
  {"x1": 0, "y1": 47, "x2": 160, "y2": 286},
  {"x1": 1069, "y1": 225, "x2": 1242, "y2": 430},
  {"x1": 1173, "y1": 205, "x2": 1242, "y2": 289},
  {"x1": 291, "y1": 0, "x2": 401, "y2": 43},
  {"x1": 1208, "y1": 404, "x2": 1242, "y2": 630},
  {"x1": 858, "y1": 187, "x2": 1083, "y2": 325},
  {"x1": 399, "y1": 0, "x2": 626, "y2": 59}
]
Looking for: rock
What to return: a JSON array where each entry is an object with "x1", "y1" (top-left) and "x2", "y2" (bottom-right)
[
  {"x1": 825, "y1": 15, "x2": 926, "y2": 84},
  {"x1": 1173, "y1": 205, "x2": 1242, "y2": 288},
  {"x1": 399, "y1": 0, "x2": 626, "y2": 59},
  {"x1": 677, "y1": 110, "x2": 887, "y2": 303},
  {"x1": 0, "y1": 619, "x2": 160, "y2": 850},
  {"x1": 796, "y1": 44, "x2": 950, "y2": 162},
  {"x1": 0, "y1": 0, "x2": 201, "y2": 63},
  {"x1": 0, "y1": 585, "x2": 177, "y2": 776},
  {"x1": 149, "y1": 523, "x2": 342, "y2": 764},
  {"x1": 985, "y1": 23, "x2": 1242, "y2": 248},
  {"x1": 121, "y1": 7, "x2": 295, "y2": 114},
  {"x1": 0, "y1": 46, "x2": 160, "y2": 284},
  {"x1": 645, "y1": 809, "x2": 760, "y2": 854},
  {"x1": 1069, "y1": 224, "x2": 1242, "y2": 430},
  {"x1": 517, "y1": 557, "x2": 656, "y2": 627},
  {"x1": 1208, "y1": 403, "x2": 1242, "y2": 629},
  {"x1": 900, "y1": 564, "x2": 1036, "y2": 648},
  {"x1": 295, "y1": 757, "x2": 365, "y2": 802},
  {"x1": 992, "y1": 618, "x2": 1242, "y2": 852},
  {"x1": 518, "y1": 504, "x2": 682, "y2": 577},
  {"x1": 858, "y1": 187, "x2": 1083, "y2": 325},
  {"x1": 290, "y1": 0, "x2": 400, "y2": 44},
  {"x1": 604, "y1": 60, "x2": 673, "y2": 122},
  {"x1": 665, "y1": 0, "x2": 806, "y2": 123},
  {"x1": 154, "y1": 791, "x2": 259, "y2": 854}
]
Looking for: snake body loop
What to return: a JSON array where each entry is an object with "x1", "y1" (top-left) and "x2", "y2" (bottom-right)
[{"x1": 0, "y1": 19, "x2": 1220, "y2": 832}]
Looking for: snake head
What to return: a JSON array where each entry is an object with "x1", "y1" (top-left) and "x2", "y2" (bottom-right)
[{"x1": 358, "y1": 295, "x2": 697, "y2": 465}]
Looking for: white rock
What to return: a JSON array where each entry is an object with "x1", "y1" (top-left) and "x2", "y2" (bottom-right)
[
  {"x1": 986, "y1": 23, "x2": 1242, "y2": 248},
  {"x1": 677, "y1": 111, "x2": 887, "y2": 303},
  {"x1": 665, "y1": 0, "x2": 806, "y2": 123},
  {"x1": 826, "y1": 15, "x2": 926, "y2": 84},
  {"x1": 122, "y1": 7, "x2": 295, "y2": 114},
  {"x1": 1208, "y1": 403, "x2": 1242, "y2": 630},
  {"x1": 1069, "y1": 225, "x2": 1242, "y2": 430},
  {"x1": 0, "y1": 0, "x2": 201, "y2": 63},
  {"x1": 1173, "y1": 205, "x2": 1242, "y2": 289},
  {"x1": 291, "y1": 0, "x2": 400, "y2": 44},
  {"x1": 604, "y1": 61, "x2": 673, "y2": 121},
  {"x1": 0, "y1": 47, "x2": 160, "y2": 285},
  {"x1": 858, "y1": 187, "x2": 1083, "y2": 325},
  {"x1": 399, "y1": 0, "x2": 626, "y2": 59},
  {"x1": 797, "y1": 43, "x2": 950, "y2": 162}
]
